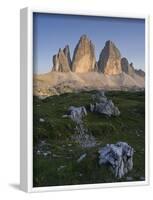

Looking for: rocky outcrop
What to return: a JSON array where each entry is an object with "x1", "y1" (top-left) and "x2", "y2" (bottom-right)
[
  {"x1": 52, "y1": 46, "x2": 71, "y2": 72},
  {"x1": 51, "y1": 36, "x2": 145, "y2": 79},
  {"x1": 63, "y1": 45, "x2": 72, "y2": 69},
  {"x1": 72, "y1": 35, "x2": 96, "y2": 73},
  {"x1": 135, "y1": 69, "x2": 145, "y2": 77},
  {"x1": 121, "y1": 58, "x2": 135, "y2": 77},
  {"x1": 90, "y1": 91, "x2": 120, "y2": 117},
  {"x1": 98, "y1": 40, "x2": 122, "y2": 75},
  {"x1": 99, "y1": 142, "x2": 134, "y2": 178},
  {"x1": 63, "y1": 106, "x2": 87, "y2": 124}
]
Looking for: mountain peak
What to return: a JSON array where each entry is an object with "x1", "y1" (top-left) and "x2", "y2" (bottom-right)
[
  {"x1": 105, "y1": 40, "x2": 113, "y2": 46},
  {"x1": 71, "y1": 35, "x2": 96, "y2": 73},
  {"x1": 121, "y1": 57, "x2": 135, "y2": 76},
  {"x1": 52, "y1": 45, "x2": 71, "y2": 72},
  {"x1": 98, "y1": 40, "x2": 122, "y2": 75},
  {"x1": 80, "y1": 34, "x2": 89, "y2": 40},
  {"x1": 51, "y1": 35, "x2": 144, "y2": 78}
]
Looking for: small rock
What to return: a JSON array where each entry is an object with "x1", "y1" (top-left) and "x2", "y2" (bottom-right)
[
  {"x1": 43, "y1": 152, "x2": 48, "y2": 156},
  {"x1": 77, "y1": 153, "x2": 87, "y2": 163},
  {"x1": 63, "y1": 106, "x2": 87, "y2": 124},
  {"x1": 90, "y1": 91, "x2": 120, "y2": 117},
  {"x1": 37, "y1": 150, "x2": 41, "y2": 155},
  {"x1": 39, "y1": 118, "x2": 45, "y2": 122},
  {"x1": 57, "y1": 165, "x2": 66, "y2": 171},
  {"x1": 52, "y1": 154, "x2": 60, "y2": 158}
]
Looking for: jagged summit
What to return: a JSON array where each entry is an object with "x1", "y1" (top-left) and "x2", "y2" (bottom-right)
[
  {"x1": 51, "y1": 34, "x2": 144, "y2": 79},
  {"x1": 52, "y1": 45, "x2": 71, "y2": 72},
  {"x1": 34, "y1": 35, "x2": 145, "y2": 96},
  {"x1": 63, "y1": 45, "x2": 72, "y2": 69},
  {"x1": 121, "y1": 57, "x2": 135, "y2": 77},
  {"x1": 71, "y1": 34, "x2": 96, "y2": 73},
  {"x1": 98, "y1": 40, "x2": 122, "y2": 75}
]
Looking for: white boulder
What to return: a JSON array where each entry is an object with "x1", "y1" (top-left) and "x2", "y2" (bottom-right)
[
  {"x1": 99, "y1": 142, "x2": 134, "y2": 178},
  {"x1": 63, "y1": 106, "x2": 87, "y2": 123}
]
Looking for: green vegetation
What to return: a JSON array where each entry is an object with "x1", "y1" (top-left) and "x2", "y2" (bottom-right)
[{"x1": 33, "y1": 91, "x2": 145, "y2": 187}]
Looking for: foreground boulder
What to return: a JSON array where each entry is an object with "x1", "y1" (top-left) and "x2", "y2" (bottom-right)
[
  {"x1": 90, "y1": 91, "x2": 120, "y2": 116},
  {"x1": 99, "y1": 142, "x2": 134, "y2": 178}
]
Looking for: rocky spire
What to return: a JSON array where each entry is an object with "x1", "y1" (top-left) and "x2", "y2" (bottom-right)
[
  {"x1": 98, "y1": 40, "x2": 122, "y2": 75},
  {"x1": 71, "y1": 35, "x2": 96, "y2": 73},
  {"x1": 121, "y1": 58, "x2": 135, "y2": 77},
  {"x1": 52, "y1": 46, "x2": 71, "y2": 72},
  {"x1": 135, "y1": 69, "x2": 145, "y2": 77},
  {"x1": 63, "y1": 45, "x2": 72, "y2": 69}
]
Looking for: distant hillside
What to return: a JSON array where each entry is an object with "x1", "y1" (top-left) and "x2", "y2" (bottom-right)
[{"x1": 34, "y1": 72, "x2": 145, "y2": 97}]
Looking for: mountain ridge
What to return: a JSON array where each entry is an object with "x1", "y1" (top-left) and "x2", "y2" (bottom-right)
[{"x1": 34, "y1": 34, "x2": 145, "y2": 97}]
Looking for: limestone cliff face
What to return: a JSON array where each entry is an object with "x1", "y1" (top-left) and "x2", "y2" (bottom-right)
[
  {"x1": 51, "y1": 36, "x2": 145, "y2": 79},
  {"x1": 52, "y1": 46, "x2": 71, "y2": 72},
  {"x1": 135, "y1": 69, "x2": 145, "y2": 77},
  {"x1": 98, "y1": 40, "x2": 122, "y2": 75},
  {"x1": 63, "y1": 45, "x2": 72, "y2": 69},
  {"x1": 121, "y1": 57, "x2": 135, "y2": 77},
  {"x1": 71, "y1": 35, "x2": 96, "y2": 73}
]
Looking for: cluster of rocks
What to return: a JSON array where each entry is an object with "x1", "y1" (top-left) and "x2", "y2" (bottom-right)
[
  {"x1": 90, "y1": 91, "x2": 120, "y2": 117},
  {"x1": 99, "y1": 142, "x2": 134, "y2": 178},
  {"x1": 62, "y1": 91, "x2": 120, "y2": 148},
  {"x1": 72, "y1": 123, "x2": 96, "y2": 148},
  {"x1": 35, "y1": 140, "x2": 51, "y2": 157},
  {"x1": 52, "y1": 34, "x2": 145, "y2": 77},
  {"x1": 63, "y1": 106, "x2": 96, "y2": 148},
  {"x1": 62, "y1": 93, "x2": 136, "y2": 179}
]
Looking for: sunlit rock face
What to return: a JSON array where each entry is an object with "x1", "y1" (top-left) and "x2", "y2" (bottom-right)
[
  {"x1": 52, "y1": 45, "x2": 71, "y2": 72},
  {"x1": 98, "y1": 40, "x2": 122, "y2": 75},
  {"x1": 71, "y1": 35, "x2": 96, "y2": 73},
  {"x1": 121, "y1": 57, "x2": 135, "y2": 77},
  {"x1": 135, "y1": 69, "x2": 145, "y2": 77}
]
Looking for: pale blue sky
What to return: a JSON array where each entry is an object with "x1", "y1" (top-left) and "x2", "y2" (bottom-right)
[{"x1": 33, "y1": 13, "x2": 145, "y2": 74}]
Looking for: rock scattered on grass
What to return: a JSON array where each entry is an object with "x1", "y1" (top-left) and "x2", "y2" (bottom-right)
[
  {"x1": 90, "y1": 91, "x2": 120, "y2": 117},
  {"x1": 63, "y1": 106, "x2": 87, "y2": 124},
  {"x1": 77, "y1": 153, "x2": 87, "y2": 163},
  {"x1": 39, "y1": 118, "x2": 45, "y2": 122},
  {"x1": 64, "y1": 106, "x2": 96, "y2": 148},
  {"x1": 99, "y1": 142, "x2": 134, "y2": 178}
]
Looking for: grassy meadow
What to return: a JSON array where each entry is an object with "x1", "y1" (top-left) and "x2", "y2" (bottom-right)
[{"x1": 33, "y1": 91, "x2": 145, "y2": 187}]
